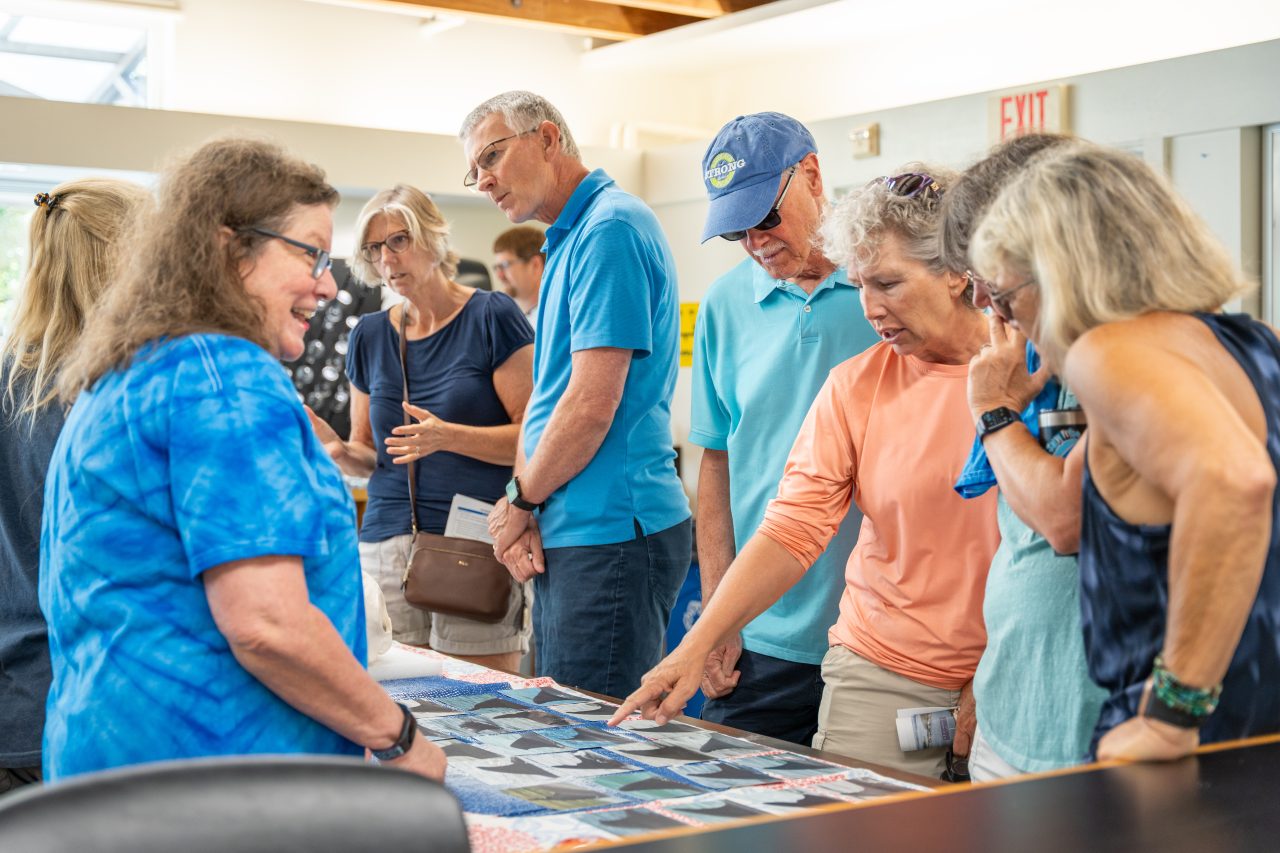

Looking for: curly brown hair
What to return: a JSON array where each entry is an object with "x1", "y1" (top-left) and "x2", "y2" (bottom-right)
[{"x1": 59, "y1": 137, "x2": 338, "y2": 400}]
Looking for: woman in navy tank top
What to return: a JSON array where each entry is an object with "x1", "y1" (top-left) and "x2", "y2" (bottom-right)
[{"x1": 969, "y1": 142, "x2": 1280, "y2": 763}]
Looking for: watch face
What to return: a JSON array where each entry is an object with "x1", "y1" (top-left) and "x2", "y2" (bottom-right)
[
  {"x1": 980, "y1": 407, "x2": 1019, "y2": 436},
  {"x1": 505, "y1": 477, "x2": 520, "y2": 504}
]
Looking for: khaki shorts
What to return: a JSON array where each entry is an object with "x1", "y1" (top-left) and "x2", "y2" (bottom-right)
[
  {"x1": 358, "y1": 534, "x2": 531, "y2": 656},
  {"x1": 812, "y1": 644, "x2": 961, "y2": 778}
]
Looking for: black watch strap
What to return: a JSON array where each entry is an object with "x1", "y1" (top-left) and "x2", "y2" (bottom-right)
[
  {"x1": 1142, "y1": 689, "x2": 1207, "y2": 729},
  {"x1": 370, "y1": 702, "x2": 416, "y2": 761},
  {"x1": 977, "y1": 406, "x2": 1020, "y2": 442},
  {"x1": 507, "y1": 475, "x2": 544, "y2": 512}
]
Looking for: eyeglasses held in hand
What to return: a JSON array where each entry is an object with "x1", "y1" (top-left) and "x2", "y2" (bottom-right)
[
  {"x1": 719, "y1": 165, "x2": 799, "y2": 242},
  {"x1": 881, "y1": 172, "x2": 943, "y2": 200},
  {"x1": 241, "y1": 226, "x2": 332, "y2": 279},
  {"x1": 359, "y1": 230, "x2": 413, "y2": 264},
  {"x1": 464, "y1": 128, "x2": 540, "y2": 189}
]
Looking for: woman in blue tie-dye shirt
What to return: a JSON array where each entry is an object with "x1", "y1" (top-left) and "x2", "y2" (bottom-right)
[{"x1": 40, "y1": 138, "x2": 445, "y2": 782}]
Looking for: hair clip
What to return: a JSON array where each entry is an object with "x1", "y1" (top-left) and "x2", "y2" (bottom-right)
[{"x1": 34, "y1": 192, "x2": 61, "y2": 214}]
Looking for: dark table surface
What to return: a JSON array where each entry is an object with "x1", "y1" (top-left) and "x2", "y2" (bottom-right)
[{"x1": 596, "y1": 734, "x2": 1280, "y2": 853}]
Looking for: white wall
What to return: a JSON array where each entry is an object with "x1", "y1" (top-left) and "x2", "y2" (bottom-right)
[{"x1": 648, "y1": 39, "x2": 1280, "y2": 498}]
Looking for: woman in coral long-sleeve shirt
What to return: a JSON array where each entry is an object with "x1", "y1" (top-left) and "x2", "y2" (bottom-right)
[{"x1": 612, "y1": 167, "x2": 999, "y2": 777}]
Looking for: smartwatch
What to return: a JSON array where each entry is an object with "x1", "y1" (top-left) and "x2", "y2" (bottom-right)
[
  {"x1": 977, "y1": 407, "x2": 1020, "y2": 442},
  {"x1": 505, "y1": 475, "x2": 543, "y2": 512},
  {"x1": 370, "y1": 702, "x2": 416, "y2": 761}
]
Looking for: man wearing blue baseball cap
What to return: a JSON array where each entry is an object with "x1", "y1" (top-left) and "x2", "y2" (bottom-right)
[{"x1": 688, "y1": 112, "x2": 879, "y2": 744}]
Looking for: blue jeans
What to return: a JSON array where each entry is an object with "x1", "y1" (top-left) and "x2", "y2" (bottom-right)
[
  {"x1": 534, "y1": 519, "x2": 691, "y2": 698},
  {"x1": 700, "y1": 648, "x2": 825, "y2": 746}
]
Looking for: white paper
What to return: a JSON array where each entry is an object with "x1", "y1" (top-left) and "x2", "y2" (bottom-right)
[
  {"x1": 443, "y1": 494, "x2": 495, "y2": 543},
  {"x1": 895, "y1": 705, "x2": 956, "y2": 752}
]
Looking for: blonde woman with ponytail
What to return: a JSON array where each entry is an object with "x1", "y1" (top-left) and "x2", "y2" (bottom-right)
[{"x1": 0, "y1": 179, "x2": 149, "y2": 794}]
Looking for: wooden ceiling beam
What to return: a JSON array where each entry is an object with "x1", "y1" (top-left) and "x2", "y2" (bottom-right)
[
  {"x1": 311, "y1": 0, "x2": 703, "y2": 40},
  {"x1": 579, "y1": 0, "x2": 772, "y2": 20}
]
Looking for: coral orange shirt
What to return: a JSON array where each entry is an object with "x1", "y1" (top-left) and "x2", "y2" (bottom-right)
[{"x1": 758, "y1": 343, "x2": 999, "y2": 690}]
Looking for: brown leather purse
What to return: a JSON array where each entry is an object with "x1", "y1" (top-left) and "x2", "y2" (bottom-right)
[{"x1": 395, "y1": 305, "x2": 514, "y2": 624}]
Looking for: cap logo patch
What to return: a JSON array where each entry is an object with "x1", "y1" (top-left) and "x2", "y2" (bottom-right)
[{"x1": 705, "y1": 152, "x2": 746, "y2": 189}]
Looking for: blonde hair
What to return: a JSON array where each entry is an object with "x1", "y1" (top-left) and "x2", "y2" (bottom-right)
[
  {"x1": 59, "y1": 137, "x2": 338, "y2": 401},
  {"x1": 821, "y1": 163, "x2": 960, "y2": 274},
  {"x1": 350, "y1": 184, "x2": 460, "y2": 286},
  {"x1": 971, "y1": 141, "x2": 1251, "y2": 365},
  {"x1": 2, "y1": 178, "x2": 151, "y2": 420}
]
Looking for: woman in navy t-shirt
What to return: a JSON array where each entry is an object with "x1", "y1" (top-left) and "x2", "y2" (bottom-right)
[{"x1": 308, "y1": 184, "x2": 533, "y2": 673}]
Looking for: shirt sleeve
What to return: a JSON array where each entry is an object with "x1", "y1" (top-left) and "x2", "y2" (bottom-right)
[
  {"x1": 166, "y1": 340, "x2": 337, "y2": 577},
  {"x1": 757, "y1": 372, "x2": 858, "y2": 569},
  {"x1": 567, "y1": 219, "x2": 658, "y2": 357},
  {"x1": 484, "y1": 291, "x2": 535, "y2": 369},
  {"x1": 688, "y1": 298, "x2": 729, "y2": 451},
  {"x1": 345, "y1": 314, "x2": 373, "y2": 395}
]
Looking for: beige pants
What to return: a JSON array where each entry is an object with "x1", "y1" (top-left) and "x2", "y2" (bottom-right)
[
  {"x1": 813, "y1": 644, "x2": 961, "y2": 779},
  {"x1": 359, "y1": 535, "x2": 531, "y2": 655}
]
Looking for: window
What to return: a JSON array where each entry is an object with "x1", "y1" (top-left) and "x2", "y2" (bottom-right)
[{"x1": 0, "y1": 7, "x2": 152, "y2": 106}]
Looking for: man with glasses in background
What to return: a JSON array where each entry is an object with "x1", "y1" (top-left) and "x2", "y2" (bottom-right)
[
  {"x1": 458, "y1": 91, "x2": 691, "y2": 698},
  {"x1": 689, "y1": 113, "x2": 879, "y2": 745},
  {"x1": 492, "y1": 226, "x2": 545, "y2": 330}
]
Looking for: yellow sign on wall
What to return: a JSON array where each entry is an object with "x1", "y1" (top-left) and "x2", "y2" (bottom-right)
[{"x1": 679, "y1": 302, "x2": 699, "y2": 368}]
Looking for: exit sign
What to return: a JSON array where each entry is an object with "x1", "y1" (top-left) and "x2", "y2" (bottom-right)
[{"x1": 988, "y1": 84, "x2": 1070, "y2": 144}]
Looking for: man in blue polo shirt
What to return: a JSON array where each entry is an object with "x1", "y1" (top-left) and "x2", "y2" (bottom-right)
[
  {"x1": 691, "y1": 113, "x2": 879, "y2": 744},
  {"x1": 459, "y1": 91, "x2": 691, "y2": 698}
]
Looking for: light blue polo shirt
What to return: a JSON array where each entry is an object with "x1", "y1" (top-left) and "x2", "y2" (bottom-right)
[
  {"x1": 525, "y1": 169, "x2": 690, "y2": 549},
  {"x1": 690, "y1": 258, "x2": 879, "y2": 665}
]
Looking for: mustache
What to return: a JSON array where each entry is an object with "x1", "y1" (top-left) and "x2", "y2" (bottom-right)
[{"x1": 751, "y1": 241, "x2": 783, "y2": 261}]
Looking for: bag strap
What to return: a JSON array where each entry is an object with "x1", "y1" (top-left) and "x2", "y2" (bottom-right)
[{"x1": 398, "y1": 304, "x2": 419, "y2": 537}]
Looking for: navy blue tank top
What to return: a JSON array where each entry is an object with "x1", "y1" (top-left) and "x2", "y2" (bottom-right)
[{"x1": 1079, "y1": 313, "x2": 1280, "y2": 750}]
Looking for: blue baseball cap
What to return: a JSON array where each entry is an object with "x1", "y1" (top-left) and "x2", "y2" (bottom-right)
[{"x1": 699, "y1": 112, "x2": 817, "y2": 243}]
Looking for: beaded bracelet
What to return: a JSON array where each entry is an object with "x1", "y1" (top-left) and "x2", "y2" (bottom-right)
[{"x1": 1151, "y1": 655, "x2": 1221, "y2": 718}]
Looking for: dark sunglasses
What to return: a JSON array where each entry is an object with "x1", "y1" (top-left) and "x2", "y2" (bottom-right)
[
  {"x1": 240, "y1": 226, "x2": 332, "y2": 280},
  {"x1": 881, "y1": 172, "x2": 943, "y2": 200},
  {"x1": 719, "y1": 165, "x2": 798, "y2": 242}
]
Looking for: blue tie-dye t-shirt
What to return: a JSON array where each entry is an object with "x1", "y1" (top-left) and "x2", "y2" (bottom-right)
[{"x1": 39, "y1": 334, "x2": 365, "y2": 781}]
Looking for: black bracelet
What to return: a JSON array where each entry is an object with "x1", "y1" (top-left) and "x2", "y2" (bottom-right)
[{"x1": 370, "y1": 702, "x2": 417, "y2": 761}]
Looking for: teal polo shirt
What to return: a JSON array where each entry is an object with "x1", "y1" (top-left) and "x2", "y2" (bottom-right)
[
  {"x1": 525, "y1": 169, "x2": 690, "y2": 549},
  {"x1": 689, "y1": 258, "x2": 879, "y2": 664}
]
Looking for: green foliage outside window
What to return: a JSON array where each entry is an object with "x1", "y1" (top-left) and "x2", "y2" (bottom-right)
[{"x1": 0, "y1": 206, "x2": 29, "y2": 335}]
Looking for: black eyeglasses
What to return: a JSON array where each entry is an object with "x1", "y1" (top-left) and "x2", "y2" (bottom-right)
[
  {"x1": 240, "y1": 227, "x2": 332, "y2": 279},
  {"x1": 464, "y1": 128, "x2": 539, "y2": 189},
  {"x1": 881, "y1": 172, "x2": 943, "y2": 200},
  {"x1": 719, "y1": 166, "x2": 798, "y2": 242},
  {"x1": 359, "y1": 230, "x2": 412, "y2": 264},
  {"x1": 986, "y1": 277, "x2": 1037, "y2": 320}
]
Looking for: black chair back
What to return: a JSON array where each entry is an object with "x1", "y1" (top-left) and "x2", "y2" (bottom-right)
[{"x1": 0, "y1": 755, "x2": 469, "y2": 853}]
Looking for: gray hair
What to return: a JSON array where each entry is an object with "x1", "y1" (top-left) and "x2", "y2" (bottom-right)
[
  {"x1": 937, "y1": 133, "x2": 1072, "y2": 274},
  {"x1": 351, "y1": 184, "x2": 460, "y2": 286},
  {"x1": 820, "y1": 162, "x2": 960, "y2": 275},
  {"x1": 971, "y1": 141, "x2": 1251, "y2": 366},
  {"x1": 458, "y1": 90, "x2": 580, "y2": 160}
]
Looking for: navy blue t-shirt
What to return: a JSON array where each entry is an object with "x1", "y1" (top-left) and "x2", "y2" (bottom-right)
[
  {"x1": 348, "y1": 290, "x2": 533, "y2": 542},
  {"x1": 0, "y1": 365, "x2": 60, "y2": 767}
]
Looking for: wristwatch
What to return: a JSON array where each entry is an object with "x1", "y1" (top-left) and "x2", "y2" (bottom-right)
[
  {"x1": 370, "y1": 702, "x2": 416, "y2": 761},
  {"x1": 505, "y1": 475, "x2": 543, "y2": 512},
  {"x1": 977, "y1": 406, "x2": 1020, "y2": 442}
]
